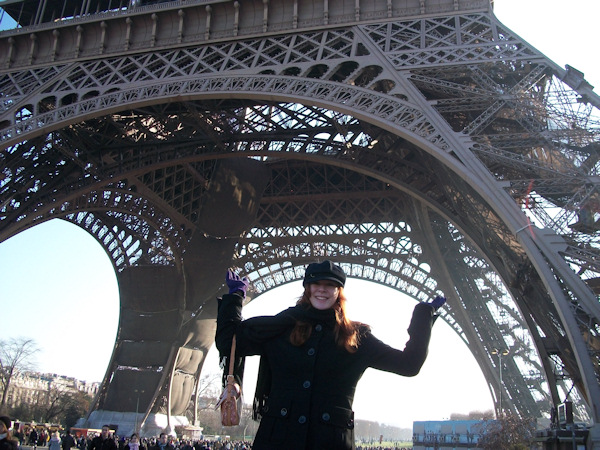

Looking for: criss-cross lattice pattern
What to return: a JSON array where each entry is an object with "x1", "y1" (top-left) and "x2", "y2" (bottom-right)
[{"x1": 0, "y1": 0, "x2": 598, "y2": 432}]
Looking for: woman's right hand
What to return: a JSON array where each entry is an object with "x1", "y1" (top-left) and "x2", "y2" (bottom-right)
[{"x1": 226, "y1": 269, "x2": 249, "y2": 296}]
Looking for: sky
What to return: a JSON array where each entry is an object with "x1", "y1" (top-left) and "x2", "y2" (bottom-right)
[
  {"x1": 1, "y1": 0, "x2": 599, "y2": 430},
  {"x1": 493, "y1": 0, "x2": 600, "y2": 90}
]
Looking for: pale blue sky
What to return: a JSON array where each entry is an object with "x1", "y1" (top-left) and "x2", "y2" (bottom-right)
[
  {"x1": 1, "y1": 0, "x2": 598, "y2": 428},
  {"x1": 494, "y1": 0, "x2": 599, "y2": 90}
]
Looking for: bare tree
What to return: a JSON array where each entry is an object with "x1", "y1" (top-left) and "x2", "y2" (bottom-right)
[
  {"x1": 0, "y1": 337, "x2": 39, "y2": 408},
  {"x1": 42, "y1": 386, "x2": 92, "y2": 425},
  {"x1": 43, "y1": 385, "x2": 72, "y2": 423},
  {"x1": 197, "y1": 372, "x2": 222, "y2": 403},
  {"x1": 474, "y1": 412, "x2": 536, "y2": 449}
]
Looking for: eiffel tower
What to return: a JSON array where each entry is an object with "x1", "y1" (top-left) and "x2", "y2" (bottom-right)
[{"x1": 1, "y1": 0, "x2": 599, "y2": 445}]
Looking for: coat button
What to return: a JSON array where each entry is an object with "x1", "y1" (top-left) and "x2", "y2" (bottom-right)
[
  {"x1": 280, "y1": 408, "x2": 287, "y2": 416},
  {"x1": 298, "y1": 415, "x2": 307, "y2": 424},
  {"x1": 303, "y1": 380, "x2": 311, "y2": 388},
  {"x1": 315, "y1": 324, "x2": 323, "y2": 332},
  {"x1": 307, "y1": 348, "x2": 315, "y2": 356},
  {"x1": 322, "y1": 413, "x2": 330, "y2": 422}
]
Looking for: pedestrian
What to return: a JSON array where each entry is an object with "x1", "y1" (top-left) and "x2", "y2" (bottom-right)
[
  {"x1": 39, "y1": 429, "x2": 48, "y2": 447},
  {"x1": 88, "y1": 426, "x2": 117, "y2": 450},
  {"x1": 0, "y1": 416, "x2": 18, "y2": 450},
  {"x1": 216, "y1": 260, "x2": 446, "y2": 450},
  {"x1": 29, "y1": 428, "x2": 39, "y2": 449},
  {"x1": 124, "y1": 434, "x2": 145, "y2": 450},
  {"x1": 148, "y1": 434, "x2": 173, "y2": 450},
  {"x1": 12, "y1": 425, "x2": 22, "y2": 446},
  {"x1": 62, "y1": 430, "x2": 77, "y2": 450},
  {"x1": 48, "y1": 432, "x2": 61, "y2": 450}
]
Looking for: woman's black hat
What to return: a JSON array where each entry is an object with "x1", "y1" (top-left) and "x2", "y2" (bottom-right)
[{"x1": 303, "y1": 260, "x2": 346, "y2": 287}]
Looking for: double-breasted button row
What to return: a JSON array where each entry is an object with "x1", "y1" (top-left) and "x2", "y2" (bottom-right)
[{"x1": 321, "y1": 412, "x2": 353, "y2": 428}]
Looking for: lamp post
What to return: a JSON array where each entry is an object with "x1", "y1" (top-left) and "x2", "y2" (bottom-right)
[
  {"x1": 491, "y1": 349, "x2": 509, "y2": 416},
  {"x1": 134, "y1": 389, "x2": 145, "y2": 433}
]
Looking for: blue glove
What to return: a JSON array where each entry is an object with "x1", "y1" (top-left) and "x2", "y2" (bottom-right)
[
  {"x1": 225, "y1": 270, "x2": 249, "y2": 296},
  {"x1": 429, "y1": 295, "x2": 446, "y2": 310}
]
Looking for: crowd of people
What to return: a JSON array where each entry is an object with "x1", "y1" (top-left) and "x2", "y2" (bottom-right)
[
  {"x1": 0, "y1": 417, "x2": 414, "y2": 450},
  {"x1": 1, "y1": 421, "x2": 251, "y2": 450},
  {"x1": 1, "y1": 415, "x2": 412, "y2": 450},
  {"x1": 82, "y1": 427, "x2": 252, "y2": 450},
  {"x1": 2, "y1": 422, "x2": 65, "y2": 450},
  {"x1": 356, "y1": 448, "x2": 410, "y2": 450},
  {"x1": 79, "y1": 427, "x2": 251, "y2": 450},
  {"x1": 355, "y1": 448, "x2": 410, "y2": 450}
]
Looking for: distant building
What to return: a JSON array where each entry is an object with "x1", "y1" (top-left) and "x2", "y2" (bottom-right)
[
  {"x1": 412, "y1": 420, "x2": 483, "y2": 450},
  {"x1": 1, "y1": 371, "x2": 99, "y2": 409}
]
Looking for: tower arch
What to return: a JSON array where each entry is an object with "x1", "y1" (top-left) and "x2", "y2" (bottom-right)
[{"x1": 0, "y1": 0, "x2": 598, "y2": 443}]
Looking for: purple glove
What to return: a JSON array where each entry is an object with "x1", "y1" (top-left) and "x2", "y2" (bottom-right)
[
  {"x1": 226, "y1": 270, "x2": 249, "y2": 296},
  {"x1": 429, "y1": 295, "x2": 446, "y2": 310}
]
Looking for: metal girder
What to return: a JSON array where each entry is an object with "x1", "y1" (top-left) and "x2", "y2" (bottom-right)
[{"x1": 0, "y1": 0, "x2": 599, "y2": 442}]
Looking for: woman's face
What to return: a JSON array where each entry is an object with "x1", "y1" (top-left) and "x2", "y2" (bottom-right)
[
  {"x1": 308, "y1": 280, "x2": 340, "y2": 310},
  {"x1": 0, "y1": 421, "x2": 6, "y2": 434},
  {"x1": 130, "y1": 436, "x2": 139, "y2": 444}
]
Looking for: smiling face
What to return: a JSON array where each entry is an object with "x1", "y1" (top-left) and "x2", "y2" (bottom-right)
[{"x1": 308, "y1": 280, "x2": 340, "y2": 310}]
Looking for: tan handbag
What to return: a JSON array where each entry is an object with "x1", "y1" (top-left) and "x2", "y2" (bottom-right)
[{"x1": 215, "y1": 335, "x2": 241, "y2": 426}]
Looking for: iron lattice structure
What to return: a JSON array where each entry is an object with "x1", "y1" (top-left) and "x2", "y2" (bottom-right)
[{"x1": 1, "y1": 0, "x2": 599, "y2": 441}]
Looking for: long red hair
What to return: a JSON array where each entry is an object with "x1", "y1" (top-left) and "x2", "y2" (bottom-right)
[{"x1": 290, "y1": 285, "x2": 360, "y2": 353}]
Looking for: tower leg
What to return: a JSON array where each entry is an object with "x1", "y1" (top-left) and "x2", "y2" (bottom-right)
[
  {"x1": 588, "y1": 423, "x2": 600, "y2": 449},
  {"x1": 85, "y1": 158, "x2": 270, "y2": 435}
]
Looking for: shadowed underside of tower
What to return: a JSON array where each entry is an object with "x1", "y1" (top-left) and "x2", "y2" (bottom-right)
[{"x1": 0, "y1": 0, "x2": 599, "y2": 444}]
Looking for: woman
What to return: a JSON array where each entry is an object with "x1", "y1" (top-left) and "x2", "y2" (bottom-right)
[
  {"x1": 124, "y1": 434, "x2": 145, "y2": 450},
  {"x1": 0, "y1": 417, "x2": 18, "y2": 450},
  {"x1": 48, "y1": 432, "x2": 61, "y2": 450},
  {"x1": 216, "y1": 260, "x2": 445, "y2": 450}
]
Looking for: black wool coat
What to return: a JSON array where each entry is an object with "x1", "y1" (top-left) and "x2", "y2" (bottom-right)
[
  {"x1": 88, "y1": 436, "x2": 117, "y2": 450},
  {"x1": 216, "y1": 293, "x2": 438, "y2": 450}
]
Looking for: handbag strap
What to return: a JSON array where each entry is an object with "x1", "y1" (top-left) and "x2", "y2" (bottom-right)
[{"x1": 227, "y1": 335, "x2": 237, "y2": 378}]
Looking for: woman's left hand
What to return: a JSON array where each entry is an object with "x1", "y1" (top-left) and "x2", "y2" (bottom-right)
[{"x1": 429, "y1": 295, "x2": 446, "y2": 310}]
